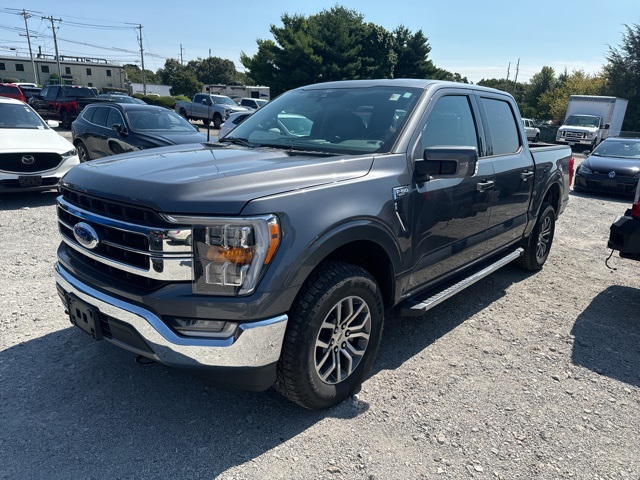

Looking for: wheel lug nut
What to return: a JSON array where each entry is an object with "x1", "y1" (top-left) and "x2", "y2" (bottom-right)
[
  {"x1": 341, "y1": 342, "x2": 346, "y2": 348},
  {"x1": 345, "y1": 331, "x2": 350, "y2": 337},
  {"x1": 334, "y1": 346, "x2": 339, "y2": 352}
]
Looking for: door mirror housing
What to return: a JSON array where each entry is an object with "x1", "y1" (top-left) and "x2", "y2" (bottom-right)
[{"x1": 416, "y1": 146, "x2": 478, "y2": 181}]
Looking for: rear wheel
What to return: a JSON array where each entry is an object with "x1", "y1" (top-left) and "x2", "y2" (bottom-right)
[
  {"x1": 275, "y1": 261, "x2": 384, "y2": 410},
  {"x1": 517, "y1": 202, "x2": 556, "y2": 271}
]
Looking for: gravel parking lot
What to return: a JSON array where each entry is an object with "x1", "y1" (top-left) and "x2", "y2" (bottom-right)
[{"x1": 0, "y1": 146, "x2": 638, "y2": 479}]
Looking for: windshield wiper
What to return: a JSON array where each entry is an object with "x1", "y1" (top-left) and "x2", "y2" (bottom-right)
[
  {"x1": 218, "y1": 137, "x2": 255, "y2": 148},
  {"x1": 257, "y1": 143, "x2": 335, "y2": 156}
]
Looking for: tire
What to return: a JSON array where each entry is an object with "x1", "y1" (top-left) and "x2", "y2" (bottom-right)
[
  {"x1": 202, "y1": 118, "x2": 211, "y2": 126},
  {"x1": 76, "y1": 142, "x2": 90, "y2": 162},
  {"x1": 517, "y1": 202, "x2": 556, "y2": 271},
  {"x1": 60, "y1": 110, "x2": 71, "y2": 129},
  {"x1": 275, "y1": 261, "x2": 384, "y2": 410},
  {"x1": 534, "y1": 133, "x2": 540, "y2": 143},
  {"x1": 213, "y1": 114, "x2": 223, "y2": 129},
  {"x1": 178, "y1": 108, "x2": 188, "y2": 119}
]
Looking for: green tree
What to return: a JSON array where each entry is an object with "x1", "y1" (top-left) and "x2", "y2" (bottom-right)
[
  {"x1": 241, "y1": 6, "x2": 451, "y2": 96},
  {"x1": 158, "y1": 59, "x2": 201, "y2": 97},
  {"x1": 537, "y1": 70, "x2": 606, "y2": 123},
  {"x1": 123, "y1": 64, "x2": 159, "y2": 85},
  {"x1": 604, "y1": 23, "x2": 640, "y2": 131},
  {"x1": 393, "y1": 26, "x2": 440, "y2": 79},
  {"x1": 189, "y1": 56, "x2": 240, "y2": 86},
  {"x1": 523, "y1": 66, "x2": 557, "y2": 119}
]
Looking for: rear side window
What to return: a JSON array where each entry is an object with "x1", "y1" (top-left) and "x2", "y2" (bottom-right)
[{"x1": 480, "y1": 97, "x2": 520, "y2": 156}]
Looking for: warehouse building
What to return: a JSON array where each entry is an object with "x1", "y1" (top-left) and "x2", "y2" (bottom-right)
[{"x1": 0, "y1": 54, "x2": 125, "y2": 90}]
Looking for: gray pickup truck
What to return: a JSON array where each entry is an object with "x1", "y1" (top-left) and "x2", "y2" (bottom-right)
[
  {"x1": 174, "y1": 93, "x2": 249, "y2": 128},
  {"x1": 55, "y1": 79, "x2": 573, "y2": 409}
]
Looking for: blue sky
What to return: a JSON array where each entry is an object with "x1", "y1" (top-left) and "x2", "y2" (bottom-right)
[{"x1": 1, "y1": 1, "x2": 637, "y2": 83}]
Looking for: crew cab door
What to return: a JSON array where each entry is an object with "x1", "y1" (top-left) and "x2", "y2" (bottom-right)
[
  {"x1": 475, "y1": 94, "x2": 534, "y2": 253},
  {"x1": 405, "y1": 90, "x2": 493, "y2": 291},
  {"x1": 32, "y1": 85, "x2": 58, "y2": 117}
]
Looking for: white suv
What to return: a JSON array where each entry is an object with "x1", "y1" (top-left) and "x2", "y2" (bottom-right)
[{"x1": 522, "y1": 118, "x2": 540, "y2": 143}]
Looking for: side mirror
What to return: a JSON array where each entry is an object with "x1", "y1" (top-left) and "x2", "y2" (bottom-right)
[
  {"x1": 604, "y1": 123, "x2": 610, "y2": 130},
  {"x1": 416, "y1": 146, "x2": 478, "y2": 181}
]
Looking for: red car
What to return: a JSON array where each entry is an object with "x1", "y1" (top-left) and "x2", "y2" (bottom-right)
[{"x1": 0, "y1": 83, "x2": 26, "y2": 103}]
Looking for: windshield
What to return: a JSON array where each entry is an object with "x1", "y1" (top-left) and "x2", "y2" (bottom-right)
[
  {"x1": 211, "y1": 95, "x2": 237, "y2": 106},
  {"x1": 565, "y1": 115, "x2": 601, "y2": 127},
  {"x1": 228, "y1": 85, "x2": 423, "y2": 155},
  {"x1": 0, "y1": 103, "x2": 48, "y2": 129},
  {"x1": 126, "y1": 108, "x2": 199, "y2": 132},
  {"x1": 592, "y1": 140, "x2": 640, "y2": 158}
]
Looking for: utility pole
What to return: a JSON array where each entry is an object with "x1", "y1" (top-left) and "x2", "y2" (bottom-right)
[
  {"x1": 180, "y1": 44, "x2": 185, "y2": 66},
  {"x1": 505, "y1": 62, "x2": 511, "y2": 92},
  {"x1": 137, "y1": 24, "x2": 146, "y2": 95},
  {"x1": 512, "y1": 58, "x2": 520, "y2": 95},
  {"x1": 43, "y1": 15, "x2": 62, "y2": 82},
  {"x1": 19, "y1": 10, "x2": 38, "y2": 85}
]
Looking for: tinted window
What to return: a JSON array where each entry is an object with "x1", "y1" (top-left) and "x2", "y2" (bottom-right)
[
  {"x1": 90, "y1": 107, "x2": 110, "y2": 127},
  {"x1": 421, "y1": 95, "x2": 479, "y2": 152},
  {"x1": 480, "y1": 97, "x2": 520, "y2": 155},
  {"x1": 106, "y1": 108, "x2": 124, "y2": 128}
]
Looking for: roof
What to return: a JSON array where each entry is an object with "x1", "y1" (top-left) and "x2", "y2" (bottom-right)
[{"x1": 0, "y1": 96, "x2": 25, "y2": 105}]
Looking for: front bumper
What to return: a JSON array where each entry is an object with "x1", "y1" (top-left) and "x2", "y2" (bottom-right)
[
  {"x1": 574, "y1": 172, "x2": 638, "y2": 196},
  {"x1": 55, "y1": 263, "x2": 288, "y2": 387},
  {"x1": 608, "y1": 212, "x2": 640, "y2": 261}
]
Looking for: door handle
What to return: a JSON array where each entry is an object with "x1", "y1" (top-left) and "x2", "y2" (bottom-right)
[
  {"x1": 521, "y1": 171, "x2": 534, "y2": 180},
  {"x1": 476, "y1": 180, "x2": 495, "y2": 192}
]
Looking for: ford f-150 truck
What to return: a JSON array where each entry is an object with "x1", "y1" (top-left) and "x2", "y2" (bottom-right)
[
  {"x1": 174, "y1": 93, "x2": 249, "y2": 128},
  {"x1": 31, "y1": 84, "x2": 110, "y2": 129},
  {"x1": 54, "y1": 79, "x2": 572, "y2": 409}
]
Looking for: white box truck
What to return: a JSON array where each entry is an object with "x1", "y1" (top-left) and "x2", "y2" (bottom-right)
[{"x1": 556, "y1": 95, "x2": 628, "y2": 149}]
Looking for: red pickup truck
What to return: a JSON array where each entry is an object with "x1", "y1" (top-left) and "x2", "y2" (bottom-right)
[{"x1": 31, "y1": 85, "x2": 110, "y2": 128}]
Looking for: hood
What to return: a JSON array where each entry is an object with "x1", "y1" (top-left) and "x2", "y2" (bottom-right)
[
  {"x1": 60, "y1": 144, "x2": 374, "y2": 215},
  {"x1": 225, "y1": 105, "x2": 251, "y2": 114},
  {"x1": 583, "y1": 155, "x2": 640, "y2": 176},
  {"x1": 0, "y1": 128, "x2": 75, "y2": 153}
]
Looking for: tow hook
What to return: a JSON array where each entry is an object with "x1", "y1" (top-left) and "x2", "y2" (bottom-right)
[{"x1": 135, "y1": 354, "x2": 157, "y2": 367}]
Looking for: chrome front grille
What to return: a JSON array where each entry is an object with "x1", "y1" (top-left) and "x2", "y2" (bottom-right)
[
  {"x1": 565, "y1": 131, "x2": 585, "y2": 139},
  {"x1": 57, "y1": 195, "x2": 193, "y2": 282}
]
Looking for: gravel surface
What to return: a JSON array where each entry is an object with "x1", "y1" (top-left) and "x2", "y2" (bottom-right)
[{"x1": 1, "y1": 151, "x2": 639, "y2": 480}]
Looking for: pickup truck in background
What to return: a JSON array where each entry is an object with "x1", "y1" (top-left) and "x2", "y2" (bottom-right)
[
  {"x1": 31, "y1": 84, "x2": 110, "y2": 129},
  {"x1": 174, "y1": 93, "x2": 250, "y2": 128},
  {"x1": 54, "y1": 79, "x2": 572, "y2": 410}
]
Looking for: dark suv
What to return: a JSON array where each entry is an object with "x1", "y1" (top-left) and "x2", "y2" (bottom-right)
[{"x1": 72, "y1": 102, "x2": 208, "y2": 161}]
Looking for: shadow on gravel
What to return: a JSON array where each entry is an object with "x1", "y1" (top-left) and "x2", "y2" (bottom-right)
[
  {"x1": 375, "y1": 264, "x2": 532, "y2": 374},
  {"x1": 0, "y1": 324, "x2": 366, "y2": 479},
  {"x1": 0, "y1": 190, "x2": 58, "y2": 210},
  {"x1": 570, "y1": 285, "x2": 640, "y2": 387}
]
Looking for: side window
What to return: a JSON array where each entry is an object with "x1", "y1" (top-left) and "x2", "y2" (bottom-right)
[
  {"x1": 420, "y1": 95, "x2": 479, "y2": 152},
  {"x1": 106, "y1": 108, "x2": 124, "y2": 128},
  {"x1": 480, "y1": 97, "x2": 520, "y2": 156},
  {"x1": 90, "y1": 107, "x2": 110, "y2": 127}
]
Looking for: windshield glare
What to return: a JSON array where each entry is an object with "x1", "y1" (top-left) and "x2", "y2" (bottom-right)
[
  {"x1": 229, "y1": 85, "x2": 423, "y2": 154},
  {"x1": 0, "y1": 103, "x2": 48, "y2": 129},
  {"x1": 126, "y1": 109, "x2": 198, "y2": 132},
  {"x1": 592, "y1": 140, "x2": 640, "y2": 158}
]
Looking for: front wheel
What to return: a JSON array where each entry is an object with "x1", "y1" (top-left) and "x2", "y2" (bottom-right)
[
  {"x1": 517, "y1": 202, "x2": 556, "y2": 271},
  {"x1": 534, "y1": 133, "x2": 540, "y2": 143},
  {"x1": 213, "y1": 114, "x2": 223, "y2": 129},
  {"x1": 275, "y1": 261, "x2": 384, "y2": 410},
  {"x1": 76, "y1": 142, "x2": 90, "y2": 162}
]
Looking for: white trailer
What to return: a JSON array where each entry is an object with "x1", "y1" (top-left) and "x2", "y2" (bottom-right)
[
  {"x1": 556, "y1": 95, "x2": 628, "y2": 149},
  {"x1": 202, "y1": 84, "x2": 270, "y2": 102}
]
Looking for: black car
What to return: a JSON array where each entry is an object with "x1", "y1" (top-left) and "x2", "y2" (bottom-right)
[
  {"x1": 72, "y1": 103, "x2": 209, "y2": 161},
  {"x1": 574, "y1": 137, "x2": 640, "y2": 195},
  {"x1": 608, "y1": 178, "x2": 640, "y2": 260}
]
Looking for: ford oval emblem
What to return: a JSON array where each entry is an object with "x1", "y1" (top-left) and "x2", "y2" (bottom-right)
[{"x1": 73, "y1": 222, "x2": 99, "y2": 250}]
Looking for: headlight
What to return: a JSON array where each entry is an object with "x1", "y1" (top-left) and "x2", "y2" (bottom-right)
[
  {"x1": 191, "y1": 215, "x2": 280, "y2": 296},
  {"x1": 587, "y1": 132, "x2": 596, "y2": 139},
  {"x1": 578, "y1": 164, "x2": 593, "y2": 175},
  {"x1": 62, "y1": 148, "x2": 77, "y2": 159}
]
